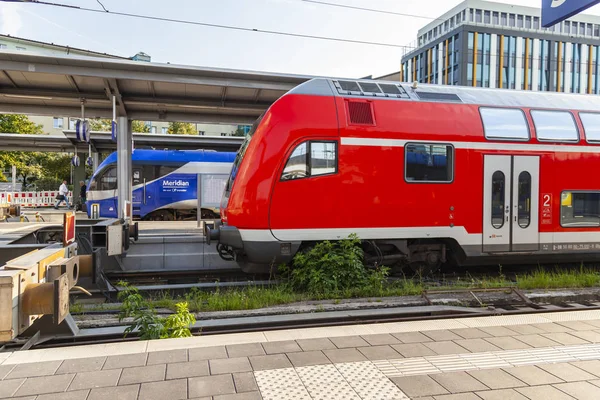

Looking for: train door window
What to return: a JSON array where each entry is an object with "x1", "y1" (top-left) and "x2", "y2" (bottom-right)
[
  {"x1": 531, "y1": 110, "x2": 579, "y2": 142},
  {"x1": 281, "y1": 141, "x2": 338, "y2": 181},
  {"x1": 580, "y1": 113, "x2": 600, "y2": 143},
  {"x1": 480, "y1": 107, "x2": 529, "y2": 140},
  {"x1": 561, "y1": 191, "x2": 600, "y2": 227},
  {"x1": 405, "y1": 143, "x2": 453, "y2": 183},
  {"x1": 517, "y1": 171, "x2": 531, "y2": 228},
  {"x1": 158, "y1": 166, "x2": 178, "y2": 177},
  {"x1": 132, "y1": 169, "x2": 142, "y2": 186},
  {"x1": 99, "y1": 167, "x2": 117, "y2": 191},
  {"x1": 491, "y1": 171, "x2": 506, "y2": 228}
]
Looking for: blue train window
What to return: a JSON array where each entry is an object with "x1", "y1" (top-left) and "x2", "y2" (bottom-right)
[{"x1": 405, "y1": 143, "x2": 453, "y2": 183}]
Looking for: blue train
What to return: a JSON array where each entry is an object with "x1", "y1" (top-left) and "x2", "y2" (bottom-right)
[{"x1": 86, "y1": 149, "x2": 236, "y2": 220}]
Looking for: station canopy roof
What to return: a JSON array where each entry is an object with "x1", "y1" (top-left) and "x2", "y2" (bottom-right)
[{"x1": 0, "y1": 50, "x2": 316, "y2": 125}]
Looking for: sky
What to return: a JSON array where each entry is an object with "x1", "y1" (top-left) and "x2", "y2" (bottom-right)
[{"x1": 1, "y1": 0, "x2": 600, "y2": 78}]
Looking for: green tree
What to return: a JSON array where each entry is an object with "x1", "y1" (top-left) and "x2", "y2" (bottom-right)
[
  {"x1": 0, "y1": 114, "x2": 44, "y2": 135},
  {"x1": 168, "y1": 122, "x2": 197, "y2": 135},
  {"x1": 233, "y1": 127, "x2": 246, "y2": 137},
  {"x1": 0, "y1": 114, "x2": 46, "y2": 183},
  {"x1": 88, "y1": 119, "x2": 150, "y2": 133}
]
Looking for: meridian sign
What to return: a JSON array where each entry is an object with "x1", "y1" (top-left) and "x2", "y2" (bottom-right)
[{"x1": 542, "y1": 0, "x2": 600, "y2": 27}]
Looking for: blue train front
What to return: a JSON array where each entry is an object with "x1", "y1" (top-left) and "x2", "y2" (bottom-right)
[{"x1": 86, "y1": 149, "x2": 236, "y2": 220}]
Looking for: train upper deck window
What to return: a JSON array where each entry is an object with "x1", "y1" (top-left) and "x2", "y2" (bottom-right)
[
  {"x1": 561, "y1": 191, "x2": 600, "y2": 227},
  {"x1": 580, "y1": 113, "x2": 600, "y2": 143},
  {"x1": 531, "y1": 110, "x2": 579, "y2": 142},
  {"x1": 480, "y1": 107, "x2": 529, "y2": 140},
  {"x1": 281, "y1": 141, "x2": 337, "y2": 181},
  {"x1": 405, "y1": 143, "x2": 453, "y2": 183}
]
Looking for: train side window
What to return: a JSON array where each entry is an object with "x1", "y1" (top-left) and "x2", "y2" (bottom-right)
[
  {"x1": 531, "y1": 110, "x2": 579, "y2": 142},
  {"x1": 281, "y1": 141, "x2": 337, "y2": 181},
  {"x1": 491, "y1": 171, "x2": 506, "y2": 229},
  {"x1": 405, "y1": 143, "x2": 453, "y2": 183},
  {"x1": 281, "y1": 142, "x2": 308, "y2": 181},
  {"x1": 518, "y1": 171, "x2": 531, "y2": 228},
  {"x1": 560, "y1": 191, "x2": 600, "y2": 227},
  {"x1": 480, "y1": 107, "x2": 529, "y2": 140},
  {"x1": 580, "y1": 113, "x2": 600, "y2": 143},
  {"x1": 99, "y1": 167, "x2": 117, "y2": 191}
]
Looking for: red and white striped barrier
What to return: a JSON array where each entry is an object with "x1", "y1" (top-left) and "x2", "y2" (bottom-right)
[{"x1": 1, "y1": 191, "x2": 73, "y2": 208}]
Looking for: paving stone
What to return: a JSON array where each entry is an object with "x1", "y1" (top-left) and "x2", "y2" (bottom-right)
[
  {"x1": 555, "y1": 321, "x2": 597, "y2": 331},
  {"x1": 531, "y1": 323, "x2": 573, "y2": 333},
  {"x1": 88, "y1": 384, "x2": 140, "y2": 400},
  {"x1": 210, "y1": 357, "x2": 252, "y2": 374},
  {"x1": 330, "y1": 335, "x2": 370, "y2": 348},
  {"x1": 503, "y1": 365, "x2": 564, "y2": 385},
  {"x1": 553, "y1": 381, "x2": 600, "y2": 399},
  {"x1": 514, "y1": 334, "x2": 561, "y2": 348},
  {"x1": 166, "y1": 360, "x2": 209, "y2": 379},
  {"x1": 14, "y1": 374, "x2": 75, "y2": 397},
  {"x1": 453, "y1": 338, "x2": 501, "y2": 353},
  {"x1": 147, "y1": 349, "x2": 188, "y2": 365},
  {"x1": 539, "y1": 362, "x2": 598, "y2": 382},
  {"x1": 296, "y1": 338, "x2": 337, "y2": 351},
  {"x1": 433, "y1": 394, "x2": 481, "y2": 400},
  {"x1": 6, "y1": 361, "x2": 61, "y2": 379},
  {"x1": 424, "y1": 341, "x2": 470, "y2": 355},
  {"x1": 233, "y1": 372, "x2": 258, "y2": 393},
  {"x1": 392, "y1": 331, "x2": 434, "y2": 343},
  {"x1": 449, "y1": 328, "x2": 491, "y2": 339},
  {"x1": 118, "y1": 364, "x2": 165, "y2": 385},
  {"x1": 226, "y1": 343, "x2": 265, "y2": 358},
  {"x1": 467, "y1": 369, "x2": 527, "y2": 390},
  {"x1": 357, "y1": 345, "x2": 402, "y2": 360},
  {"x1": 392, "y1": 343, "x2": 437, "y2": 357},
  {"x1": 103, "y1": 353, "x2": 147, "y2": 370},
  {"x1": 361, "y1": 334, "x2": 401, "y2": 346},
  {"x1": 431, "y1": 371, "x2": 488, "y2": 393},
  {"x1": 189, "y1": 346, "x2": 229, "y2": 361},
  {"x1": 475, "y1": 389, "x2": 529, "y2": 400},
  {"x1": 0, "y1": 378, "x2": 25, "y2": 398},
  {"x1": 541, "y1": 332, "x2": 590, "y2": 345},
  {"x1": 248, "y1": 354, "x2": 292, "y2": 371},
  {"x1": 479, "y1": 326, "x2": 518, "y2": 337},
  {"x1": 507, "y1": 325, "x2": 545, "y2": 335},
  {"x1": 516, "y1": 385, "x2": 576, "y2": 400},
  {"x1": 138, "y1": 378, "x2": 187, "y2": 400},
  {"x1": 423, "y1": 330, "x2": 462, "y2": 341},
  {"x1": 590, "y1": 379, "x2": 600, "y2": 388},
  {"x1": 261, "y1": 340, "x2": 302, "y2": 354},
  {"x1": 56, "y1": 357, "x2": 106, "y2": 374},
  {"x1": 189, "y1": 374, "x2": 236, "y2": 398},
  {"x1": 36, "y1": 390, "x2": 90, "y2": 400},
  {"x1": 391, "y1": 375, "x2": 449, "y2": 397},
  {"x1": 287, "y1": 350, "x2": 331, "y2": 367},
  {"x1": 323, "y1": 348, "x2": 368, "y2": 363},
  {"x1": 484, "y1": 336, "x2": 532, "y2": 350},
  {"x1": 569, "y1": 360, "x2": 600, "y2": 377},
  {"x1": 213, "y1": 392, "x2": 262, "y2": 400},
  {"x1": 5, "y1": 397, "x2": 36, "y2": 400},
  {"x1": 68, "y1": 369, "x2": 121, "y2": 390},
  {"x1": 0, "y1": 364, "x2": 14, "y2": 379},
  {"x1": 569, "y1": 330, "x2": 600, "y2": 342}
]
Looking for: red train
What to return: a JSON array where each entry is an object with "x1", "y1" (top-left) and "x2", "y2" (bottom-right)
[{"x1": 207, "y1": 78, "x2": 600, "y2": 274}]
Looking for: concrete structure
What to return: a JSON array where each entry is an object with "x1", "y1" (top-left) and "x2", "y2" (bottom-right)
[
  {"x1": 0, "y1": 35, "x2": 246, "y2": 136},
  {"x1": 2, "y1": 310, "x2": 600, "y2": 399},
  {"x1": 396, "y1": 0, "x2": 600, "y2": 93}
]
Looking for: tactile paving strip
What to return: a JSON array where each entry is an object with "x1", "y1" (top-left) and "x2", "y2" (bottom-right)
[
  {"x1": 373, "y1": 342, "x2": 600, "y2": 377},
  {"x1": 254, "y1": 361, "x2": 409, "y2": 400}
]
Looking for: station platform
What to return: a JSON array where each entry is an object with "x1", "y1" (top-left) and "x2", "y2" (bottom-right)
[{"x1": 2, "y1": 311, "x2": 600, "y2": 399}]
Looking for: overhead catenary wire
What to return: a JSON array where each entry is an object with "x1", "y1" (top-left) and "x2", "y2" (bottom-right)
[
  {"x1": 300, "y1": 0, "x2": 445, "y2": 22},
  {"x1": 0, "y1": 0, "x2": 417, "y2": 50}
]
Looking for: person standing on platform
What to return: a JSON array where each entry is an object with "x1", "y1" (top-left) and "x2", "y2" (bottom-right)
[
  {"x1": 78, "y1": 180, "x2": 87, "y2": 211},
  {"x1": 54, "y1": 180, "x2": 71, "y2": 209}
]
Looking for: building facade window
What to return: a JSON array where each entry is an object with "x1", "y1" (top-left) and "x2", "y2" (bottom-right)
[
  {"x1": 16, "y1": 46, "x2": 26, "y2": 51},
  {"x1": 161, "y1": 127, "x2": 167, "y2": 134},
  {"x1": 53, "y1": 118, "x2": 63, "y2": 129},
  {"x1": 0, "y1": 43, "x2": 6, "y2": 49},
  {"x1": 151, "y1": 126, "x2": 157, "y2": 133},
  {"x1": 492, "y1": 11, "x2": 499, "y2": 25}
]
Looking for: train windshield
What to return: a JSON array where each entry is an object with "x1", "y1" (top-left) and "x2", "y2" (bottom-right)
[{"x1": 224, "y1": 114, "x2": 263, "y2": 195}]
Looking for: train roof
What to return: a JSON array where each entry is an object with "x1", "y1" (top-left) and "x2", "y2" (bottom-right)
[
  {"x1": 289, "y1": 78, "x2": 600, "y2": 112},
  {"x1": 97, "y1": 149, "x2": 236, "y2": 170}
]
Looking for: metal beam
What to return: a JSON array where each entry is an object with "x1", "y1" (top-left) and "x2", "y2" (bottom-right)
[
  {"x1": 1, "y1": 70, "x2": 18, "y2": 88},
  {"x1": 0, "y1": 103, "x2": 112, "y2": 119},
  {"x1": 122, "y1": 96, "x2": 266, "y2": 112},
  {"x1": 0, "y1": 88, "x2": 106, "y2": 101},
  {"x1": 253, "y1": 89, "x2": 262, "y2": 103},
  {"x1": 221, "y1": 87, "x2": 228, "y2": 105},
  {"x1": 148, "y1": 81, "x2": 156, "y2": 98},
  {"x1": 66, "y1": 75, "x2": 80, "y2": 93},
  {"x1": 109, "y1": 78, "x2": 127, "y2": 117}
]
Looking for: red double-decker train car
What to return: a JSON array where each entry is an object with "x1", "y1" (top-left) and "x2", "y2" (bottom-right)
[{"x1": 207, "y1": 78, "x2": 600, "y2": 274}]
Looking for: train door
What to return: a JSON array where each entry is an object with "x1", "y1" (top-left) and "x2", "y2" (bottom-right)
[
  {"x1": 131, "y1": 167, "x2": 144, "y2": 216},
  {"x1": 483, "y1": 155, "x2": 539, "y2": 252}
]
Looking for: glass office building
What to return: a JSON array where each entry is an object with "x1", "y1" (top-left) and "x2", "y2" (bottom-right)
[{"x1": 399, "y1": 0, "x2": 600, "y2": 94}]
